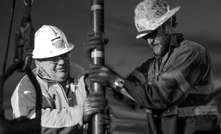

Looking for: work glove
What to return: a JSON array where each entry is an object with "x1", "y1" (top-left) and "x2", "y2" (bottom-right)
[
  {"x1": 100, "y1": 106, "x2": 112, "y2": 130},
  {"x1": 87, "y1": 65, "x2": 118, "y2": 88},
  {"x1": 83, "y1": 92, "x2": 107, "y2": 123},
  {"x1": 84, "y1": 32, "x2": 109, "y2": 64},
  {"x1": 85, "y1": 106, "x2": 115, "y2": 132}
]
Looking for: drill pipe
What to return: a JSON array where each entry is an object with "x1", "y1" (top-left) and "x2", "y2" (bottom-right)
[{"x1": 90, "y1": 0, "x2": 106, "y2": 134}]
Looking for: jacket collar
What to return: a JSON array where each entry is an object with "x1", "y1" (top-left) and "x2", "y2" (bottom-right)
[{"x1": 35, "y1": 60, "x2": 57, "y2": 82}]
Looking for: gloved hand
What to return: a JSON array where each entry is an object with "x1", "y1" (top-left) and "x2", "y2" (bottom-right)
[
  {"x1": 103, "y1": 106, "x2": 117, "y2": 132},
  {"x1": 101, "y1": 106, "x2": 111, "y2": 130},
  {"x1": 84, "y1": 32, "x2": 109, "y2": 64},
  {"x1": 87, "y1": 65, "x2": 118, "y2": 88},
  {"x1": 83, "y1": 92, "x2": 107, "y2": 123},
  {"x1": 85, "y1": 106, "x2": 115, "y2": 132}
]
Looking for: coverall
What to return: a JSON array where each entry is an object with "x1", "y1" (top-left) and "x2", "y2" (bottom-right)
[{"x1": 121, "y1": 33, "x2": 219, "y2": 134}]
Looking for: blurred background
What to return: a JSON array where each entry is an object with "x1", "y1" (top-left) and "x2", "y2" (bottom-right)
[{"x1": 0, "y1": 0, "x2": 221, "y2": 134}]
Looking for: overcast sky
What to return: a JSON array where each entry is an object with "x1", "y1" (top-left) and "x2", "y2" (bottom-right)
[{"x1": 1, "y1": 0, "x2": 221, "y2": 133}]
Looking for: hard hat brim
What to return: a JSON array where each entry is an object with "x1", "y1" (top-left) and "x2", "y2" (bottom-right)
[
  {"x1": 136, "y1": 30, "x2": 154, "y2": 39},
  {"x1": 136, "y1": 6, "x2": 181, "y2": 39},
  {"x1": 32, "y1": 42, "x2": 74, "y2": 59}
]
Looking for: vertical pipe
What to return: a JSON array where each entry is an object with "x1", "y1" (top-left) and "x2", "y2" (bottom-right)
[{"x1": 90, "y1": 0, "x2": 106, "y2": 134}]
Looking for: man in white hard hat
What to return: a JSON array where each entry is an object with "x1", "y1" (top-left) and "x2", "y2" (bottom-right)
[
  {"x1": 85, "y1": 0, "x2": 220, "y2": 133},
  {"x1": 11, "y1": 25, "x2": 109, "y2": 134}
]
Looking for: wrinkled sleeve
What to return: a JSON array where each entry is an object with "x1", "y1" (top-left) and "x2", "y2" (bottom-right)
[
  {"x1": 11, "y1": 75, "x2": 84, "y2": 133},
  {"x1": 123, "y1": 43, "x2": 212, "y2": 110}
]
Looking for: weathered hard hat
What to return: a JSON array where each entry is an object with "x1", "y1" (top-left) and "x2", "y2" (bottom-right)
[
  {"x1": 134, "y1": 0, "x2": 181, "y2": 39},
  {"x1": 32, "y1": 25, "x2": 74, "y2": 59}
]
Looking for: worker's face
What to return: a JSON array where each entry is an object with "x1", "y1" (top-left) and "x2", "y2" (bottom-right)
[
  {"x1": 39, "y1": 52, "x2": 71, "y2": 83},
  {"x1": 143, "y1": 26, "x2": 171, "y2": 57}
]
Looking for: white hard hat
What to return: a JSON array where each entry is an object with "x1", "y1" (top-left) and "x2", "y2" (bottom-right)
[
  {"x1": 134, "y1": 0, "x2": 181, "y2": 39},
  {"x1": 32, "y1": 25, "x2": 74, "y2": 59}
]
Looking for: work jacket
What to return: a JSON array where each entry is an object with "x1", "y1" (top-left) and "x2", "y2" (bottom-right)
[
  {"x1": 121, "y1": 34, "x2": 219, "y2": 134},
  {"x1": 11, "y1": 62, "x2": 88, "y2": 134}
]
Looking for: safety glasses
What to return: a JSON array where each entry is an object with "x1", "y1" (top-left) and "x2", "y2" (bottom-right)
[
  {"x1": 44, "y1": 52, "x2": 71, "y2": 63},
  {"x1": 142, "y1": 29, "x2": 159, "y2": 40}
]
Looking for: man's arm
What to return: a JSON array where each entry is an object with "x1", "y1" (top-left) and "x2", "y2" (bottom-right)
[
  {"x1": 118, "y1": 42, "x2": 213, "y2": 110},
  {"x1": 87, "y1": 42, "x2": 213, "y2": 110}
]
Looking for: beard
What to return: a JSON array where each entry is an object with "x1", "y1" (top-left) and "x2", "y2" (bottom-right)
[
  {"x1": 153, "y1": 44, "x2": 170, "y2": 56},
  {"x1": 153, "y1": 37, "x2": 170, "y2": 57}
]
